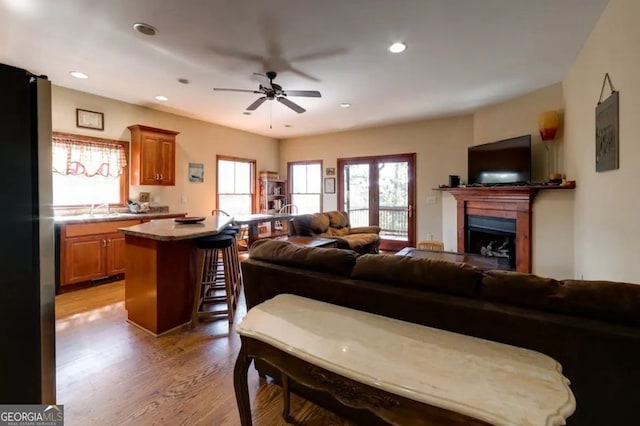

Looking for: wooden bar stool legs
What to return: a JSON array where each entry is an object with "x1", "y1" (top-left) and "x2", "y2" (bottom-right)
[{"x1": 191, "y1": 233, "x2": 239, "y2": 327}]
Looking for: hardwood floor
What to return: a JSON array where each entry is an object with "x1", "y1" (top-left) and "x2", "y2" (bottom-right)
[{"x1": 55, "y1": 281, "x2": 353, "y2": 425}]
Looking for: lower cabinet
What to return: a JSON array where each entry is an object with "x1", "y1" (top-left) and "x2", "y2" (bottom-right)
[
  {"x1": 60, "y1": 219, "x2": 141, "y2": 287},
  {"x1": 62, "y1": 235, "x2": 107, "y2": 284},
  {"x1": 59, "y1": 216, "x2": 185, "y2": 288},
  {"x1": 106, "y1": 232, "x2": 127, "y2": 276}
]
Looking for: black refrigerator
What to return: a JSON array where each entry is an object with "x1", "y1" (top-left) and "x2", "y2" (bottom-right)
[{"x1": 0, "y1": 63, "x2": 56, "y2": 403}]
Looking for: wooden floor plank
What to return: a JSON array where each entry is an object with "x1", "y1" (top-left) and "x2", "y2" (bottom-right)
[{"x1": 55, "y1": 281, "x2": 354, "y2": 425}]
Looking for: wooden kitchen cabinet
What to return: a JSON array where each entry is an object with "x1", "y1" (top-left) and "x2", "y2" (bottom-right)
[
  {"x1": 60, "y1": 219, "x2": 140, "y2": 287},
  {"x1": 62, "y1": 235, "x2": 106, "y2": 284},
  {"x1": 128, "y1": 124, "x2": 178, "y2": 186},
  {"x1": 106, "y1": 232, "x2": 127, "y2": 276}
]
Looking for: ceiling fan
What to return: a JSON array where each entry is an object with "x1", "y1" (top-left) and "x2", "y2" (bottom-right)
[{"x1": 213, "y1": 71, "x2": 321, "y2": 113}]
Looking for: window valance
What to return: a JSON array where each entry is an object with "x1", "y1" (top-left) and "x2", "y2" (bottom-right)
[{"x1": 52, "y1": 135, "x2": 127, "y2": 177}]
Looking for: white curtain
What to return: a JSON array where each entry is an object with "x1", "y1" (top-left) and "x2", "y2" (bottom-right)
[{"x1": 52, "y1": 135, "x2": 127, "y2": 177}]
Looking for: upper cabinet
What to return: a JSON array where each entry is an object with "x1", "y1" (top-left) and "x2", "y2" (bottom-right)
[{"x1": 128, "y1": 125, "x2": 179, "y2": 186}]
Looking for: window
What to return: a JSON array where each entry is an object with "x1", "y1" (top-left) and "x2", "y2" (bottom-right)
[
  {"x1": 288, "y1": 161, "x2": 322, "y2": 214},
  {"x1": 52, "y1": 133, "x2": 129, "y2": 206},
  {"x1": 217, "y1": 156, "x2": 255, "y2": 216}
]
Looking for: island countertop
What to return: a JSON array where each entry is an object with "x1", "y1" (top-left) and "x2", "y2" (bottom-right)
[{"x1": 118, "y1": 216, "x2": 233, "y2": 241}]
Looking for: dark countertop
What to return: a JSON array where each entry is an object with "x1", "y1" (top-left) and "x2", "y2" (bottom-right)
[{"x1": 54, "y1": 211, "x2": 187, "y2": 224}]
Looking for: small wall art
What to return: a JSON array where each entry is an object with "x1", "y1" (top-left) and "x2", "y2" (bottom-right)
[
  {"x1": 324, "y1": 177, "x2": 336, "y2": 194},
  {"x1": 76, "y1": 108, "x2": 104, "y2": 130},
  {"x1": 325, "y1": 167, "x2": 335, "y2": 176},
  {"x1": 595, "y1": 73, "x2": 619, "y2": 172},
  {"x1": 189, "y1": 163, "x2": 204, "y2": 182}
]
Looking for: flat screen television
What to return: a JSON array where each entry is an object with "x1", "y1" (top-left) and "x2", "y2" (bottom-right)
[{"x1": 468, "y1": 135, "x2": 532, "y2": 185}]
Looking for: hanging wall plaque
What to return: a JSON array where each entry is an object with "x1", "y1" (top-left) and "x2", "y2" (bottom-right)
[{"x1": 595, "y1": 73, "x2": 619, "y2": 172}]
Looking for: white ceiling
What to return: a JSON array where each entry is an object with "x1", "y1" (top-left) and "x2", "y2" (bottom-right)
[{"x1": 1, "y1": 0, "x2": 608, "y2": 138}]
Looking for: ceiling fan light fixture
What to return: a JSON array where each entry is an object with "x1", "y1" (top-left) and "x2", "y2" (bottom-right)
[
  {"x1": 340, "y1": 103, "x2": 352, "y2": 108},
  {"x1": 70, "y1": 71, "x2": 88, "y2": 79},
  {"x1": 155, "y1": 95, "x2": 168, "y2": 102},
  {"x1": 388, "y1": 42, "x2": 407, "y2": 53},
  {"x1": 133, "y1": 22, "x2": 158, "y2": 36}
]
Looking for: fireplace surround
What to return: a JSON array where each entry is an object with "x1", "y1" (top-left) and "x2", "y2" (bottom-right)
[{"x1": 443, "y1": 187, "x2": 544, "y2": 272}]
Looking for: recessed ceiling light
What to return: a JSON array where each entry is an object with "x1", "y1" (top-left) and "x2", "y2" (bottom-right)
[
  {"x1": 340, "y1": 103, "x2": 352, "y2": 108},
  {"x1": 133, "y1": 23, "x2": 158, "y2": 36},
  {"x1": 243, "y1": 112, "x2": 252, "y2": 115},
  {"x1": 155, "y1": 95, "x2": 168, "y2": 102},
  {"x1": 178, "y1": 78, "x2": 190, "y2": 84},
  {"x1": 388, "y1": 42, "x2": 407, "y2": 53},
  {"x1": 284, "y1": 124, "x2": 292, "y2": 128},
  {"x1": 70, "y1": 71, "x2": 88, "y2": 79}
]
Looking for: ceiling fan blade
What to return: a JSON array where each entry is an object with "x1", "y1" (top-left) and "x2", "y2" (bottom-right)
[
  {"x1": 246, "y1": 96, "x2": 268, "y2": 111},
  {"x1": 213, "y1": 88, "x2": 261, "y2": 93},
  {"x1": 277, "y1": 96, "x2": 305, "y2": 113},
  {"x1": 282, "y1": 90, "x2": 321, "y2": 98},
  {"x1": 253, "y1": 73, "x2": 272, "y2": 89}
]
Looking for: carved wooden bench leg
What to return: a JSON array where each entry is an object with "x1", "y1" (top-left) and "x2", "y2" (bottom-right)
[
  {"x1": 234, "y1": 337, "x2": 253, "y2": 426},
  {"x1": 282, "y1": 373, "x2": 291, "y2": 422}
]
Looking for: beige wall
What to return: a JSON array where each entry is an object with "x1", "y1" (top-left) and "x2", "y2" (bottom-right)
[
  {"x1": 281, "y1": 86, "x2": 576, "y2": 278},
  {"x1": 563, "y1": 0, "x2": 640, "y2": 283},
  {"x1": 51, "y1": 86, "x2": 279, "y2": 216},
  {"x1": 460, "y1": 83, "x2": 575, "y2": 279},
  {"x1": 49, "y1": 0, "x2": 640, "y2": 285},
  {"x1": 280, "y1": 116, "x2": 473, "y2": 245}
]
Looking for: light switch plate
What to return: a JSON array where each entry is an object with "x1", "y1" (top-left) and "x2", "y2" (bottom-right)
[{"x1": 426, "y1": 195, "x2": 438, "y2": 205}]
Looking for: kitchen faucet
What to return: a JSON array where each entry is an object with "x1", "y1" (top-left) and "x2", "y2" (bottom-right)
[{"x1": 89, "y1": 203, "x2": 110, "y2": 216}]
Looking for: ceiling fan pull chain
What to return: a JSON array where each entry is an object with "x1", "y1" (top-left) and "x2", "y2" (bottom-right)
[{"x1": 270, "y1": 102, "x2": 273, "y2": 129}]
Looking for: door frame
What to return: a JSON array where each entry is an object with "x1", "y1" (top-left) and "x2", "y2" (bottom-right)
[{"x1": 337, "y1": 153, "x2": 416, "y2": 251}]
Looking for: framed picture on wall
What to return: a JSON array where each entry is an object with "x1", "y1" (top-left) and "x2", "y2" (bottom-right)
[
  {"x1": 325, "y1": 167, "x2": 335, "y2": 176},
  {"x1": 189, "y1": 163, "x2": 204, "y2": 182},
  {"x1": 76, "y1": 109, "x2": 104, "y2": 130},
  {"x1": 324, "y1": 177, "x2": 336, "y2": 194}
]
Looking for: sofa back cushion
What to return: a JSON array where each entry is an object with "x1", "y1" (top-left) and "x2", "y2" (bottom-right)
[
  {"x1": 352, "y1": 254, "x2": 482, "y2": 297},
  {"x1": 291, "y1": 213, "x2": 330, "y2": 236},
  {"x1": 327, "y1": 211, "x2": 350, "y2": 229},
  {"x1": 482, "y1": 271, "x2": 640, "y2": 326},
  {"x1": 249, "y1": 239, "x2": 358, "y2": 277}
]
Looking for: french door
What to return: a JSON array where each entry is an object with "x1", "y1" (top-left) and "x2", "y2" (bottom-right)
[{"x1": 338, "y1": 154, "x2": 416, "y2": 251}]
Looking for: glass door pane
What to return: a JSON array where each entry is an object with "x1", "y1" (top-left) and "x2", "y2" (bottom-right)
[
  {"x1": 378, "y1": 161, "x2": 409, "y2": 247},
  {"x1": 342, "y1": 164, "x2": 370, "y2": 227},
  {"x1": 339, "y1": 154, "x2": 416, "y2": 251}
]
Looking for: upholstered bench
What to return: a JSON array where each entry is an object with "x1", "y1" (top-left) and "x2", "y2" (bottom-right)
[{"x1": 233, "y1": 294, "x2": 575, "y2": 426}]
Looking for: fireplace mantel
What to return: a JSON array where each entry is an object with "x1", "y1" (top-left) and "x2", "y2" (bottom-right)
[{"x1": 440, "y1": 185, "x2": 575, "y2": 273}]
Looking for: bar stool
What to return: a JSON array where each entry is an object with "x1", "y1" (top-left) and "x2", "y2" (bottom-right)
[
  {"x1": 221, "y1": 226, "x2": 243, "y2": 303},
  {"x1": 191, "y1": 233, "x2": 239, "y2": 326}
]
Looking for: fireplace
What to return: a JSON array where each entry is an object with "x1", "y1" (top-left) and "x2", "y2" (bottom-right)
[
  {"x1": 467, "y1": 215, "x2": 516, "y2": 270},
  {"x1": 444, "y1": 187, "x2": 538, "y2": 273}
]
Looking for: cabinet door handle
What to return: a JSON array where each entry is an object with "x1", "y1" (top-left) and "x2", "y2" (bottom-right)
[
  {"x1": 156, "y1": 173, "x2": 160, "y2": 180},
  {"x1": 160, "y1": 173, "x2": 163, "y2": 180},
  {"x1": 102, "y1": 239, "x2": 107, "y2": 247}
]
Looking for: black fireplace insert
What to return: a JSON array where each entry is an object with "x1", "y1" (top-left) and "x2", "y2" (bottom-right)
[{"x1": 466, "y1": 215, "x2": 516, "y2": 270}]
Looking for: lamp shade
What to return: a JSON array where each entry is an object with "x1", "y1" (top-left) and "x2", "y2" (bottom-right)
[{"x1": 538, "y1": 111, "x2": 559, "y2": 141}]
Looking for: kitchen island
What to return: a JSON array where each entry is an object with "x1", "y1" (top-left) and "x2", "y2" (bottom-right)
[{"x1": 118, "y1": 216, "x2": 233, "y2": 335}]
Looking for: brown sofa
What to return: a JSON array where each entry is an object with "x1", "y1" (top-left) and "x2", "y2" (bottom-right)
[
  {"x1": 288, "y1": 210, "x2": 380, "y2": 254},
  {"x1": 242, "y1": 240, "x2": 640, "y2": 426}
]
